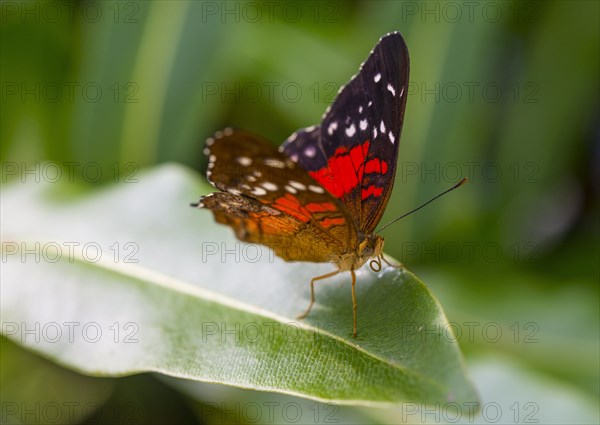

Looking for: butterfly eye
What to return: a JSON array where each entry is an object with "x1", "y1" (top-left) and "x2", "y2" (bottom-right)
[{"x1": 363, "y1": 246, "x2": 374, "y2": 257}]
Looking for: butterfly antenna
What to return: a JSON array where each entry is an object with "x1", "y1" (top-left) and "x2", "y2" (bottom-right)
[{"x1": 375, "y1": 178, "x2": 468, "y2": 234}]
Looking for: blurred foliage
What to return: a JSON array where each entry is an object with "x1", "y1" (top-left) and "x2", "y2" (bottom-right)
[{"x1": 1, "y1": 0, "x2": 598, "y2": 423}]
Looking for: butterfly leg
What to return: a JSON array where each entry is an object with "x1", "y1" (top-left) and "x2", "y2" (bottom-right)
[
  {"x1": 350, "y1": 269, "x2": 358, "y2": 338},
  {"x1": 381, "y1": 253, "x2": 403, "y2": 269},
  {"x1": 297, "y1": 269, "x2": 341, "y2": 320}
]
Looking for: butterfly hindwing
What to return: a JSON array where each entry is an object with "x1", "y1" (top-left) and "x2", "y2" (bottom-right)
[
  {"x1": 282, "y1": 32, "x2": 409, "y2": 233},
  {"x1": 201, "y1": 192, "x2": 338, "y2": 263},
  {"x1": 199, "y1": 129, "x2": 359, "y2": 261}
]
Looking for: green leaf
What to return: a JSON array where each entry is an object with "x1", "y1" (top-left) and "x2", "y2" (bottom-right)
[
  {"x1": 1, "y1": 164, "x2": 477, "y2": 406},
  {"x1": 0, "y1": 339, "x2": 115, "y2": 425}
]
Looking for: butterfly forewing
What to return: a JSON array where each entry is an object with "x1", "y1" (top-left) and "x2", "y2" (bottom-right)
[
  {"x1": 282, "y1": 32, "x2": 409, "y2": 233},
  {"x1": 200, "y1": 129, "x2": 358, "y2": 261},
  {"x1": 280, "y1": 126, "x2": 328, "y2": 170}
]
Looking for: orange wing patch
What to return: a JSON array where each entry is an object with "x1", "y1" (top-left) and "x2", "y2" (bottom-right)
[
  {"x1": 201, "y1": 192, "x2": 344, "y2": 263},
  {"x1": 273, "y1": 193, "x2": 311, "y2": 222},
  {"x1": 320, "y1": 217, "x2": 346, "y2": 228},
  {"x1": 272, "y1": 194, "x2": 348, "y2": 230},
  {"x1": 305, "y1": 202, "x2": 337, "y2": 213}
]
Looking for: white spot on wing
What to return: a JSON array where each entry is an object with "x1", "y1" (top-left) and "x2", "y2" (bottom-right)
[
  {"x1": 380, "y1": 121, "x2": 386, "y2": 133},
  {"x1": 374, "y1": 73, "x2": 381, "y2": 83},
  {"x1": 360, "y1": 119, "x2": 368, "y2": 131},
  {"x1": 288, "y1": 181, "x2": 306, "y2": 191},
  {"x1": 264, "y1": 158, "x2": 285, "y2": 168},
  {"x1": 308, "y1": 185, "x2": 324, "y2": 194},
  {"x1": 285, "y1": 185, "x2": 297, "y2": 194},
  {"x1": 373, "y1": 127, "x2": 378, "y2": 139},
  {"x1": 387, "y1": 83, "x2": 396, "y2": 96},
  {"x1": 345, "y1": 124, "x2": 356, "y2": 137},
  {"x1": 251, "y1": 187, "x2": 267, "y2": 196},
  {"x1": 288, "y1": 132, "x2": 298, "y2": 142},
  {"x1": 327, "y1": 121, "x2": 338, "y2": 135},
  {"x1": 224, "y1": 127, "x2": 233, "y2": 136},
  {"x1": 205, "y1": 137, "x2": 215, "y2": 146},
  {"x1": 262, "y1": 182, "x2": 278, "y2": 191},
  {"x1": 236, "y1": 156, "x2": 252, "y2": 166},
  {"x1": 304, "y1": 145, "x2": 316, "y2": 158},
  {"x1": 358, "y1": 106, "x2": 363, "y2": 113},
  {"x1": 388, "y1": 131, "x2": 395, "y2": 144}
]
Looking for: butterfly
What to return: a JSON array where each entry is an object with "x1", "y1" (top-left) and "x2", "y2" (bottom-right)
[{"x1": 192, "y1": 32, "x2": 409, "y2": 337}]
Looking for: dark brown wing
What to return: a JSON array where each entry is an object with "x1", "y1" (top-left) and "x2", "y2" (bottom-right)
[{"x1": 194, "y1": 129, "x2": 359, "y2": 262}]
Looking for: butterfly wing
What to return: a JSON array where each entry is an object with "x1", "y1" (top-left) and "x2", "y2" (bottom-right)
[
  {"x1": 196, "y1": 129, "x2": 359, "y2": 262},
  {"x1": 282, "y1": 32, "x2": 409, "y2": 234},
  {"x1": 280, "y1": 126, "x2": 328, "y2": 170}
]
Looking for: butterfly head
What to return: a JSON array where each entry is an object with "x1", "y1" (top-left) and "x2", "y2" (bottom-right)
[
  {"x1": 359, "y1": 233, "x2": 385, "y2": 262},
  {"x1": 338, "y1": 233, "x2": 385, "y2": 272}
]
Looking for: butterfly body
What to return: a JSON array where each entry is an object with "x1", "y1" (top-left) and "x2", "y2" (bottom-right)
[{"x1": 194, "y1": 32, "x2": 409, "y2": 337}]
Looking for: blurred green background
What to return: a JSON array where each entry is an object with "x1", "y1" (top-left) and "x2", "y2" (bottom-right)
[{"x1": 2, "y1": 0, "x2": 598, "y2": 423}]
